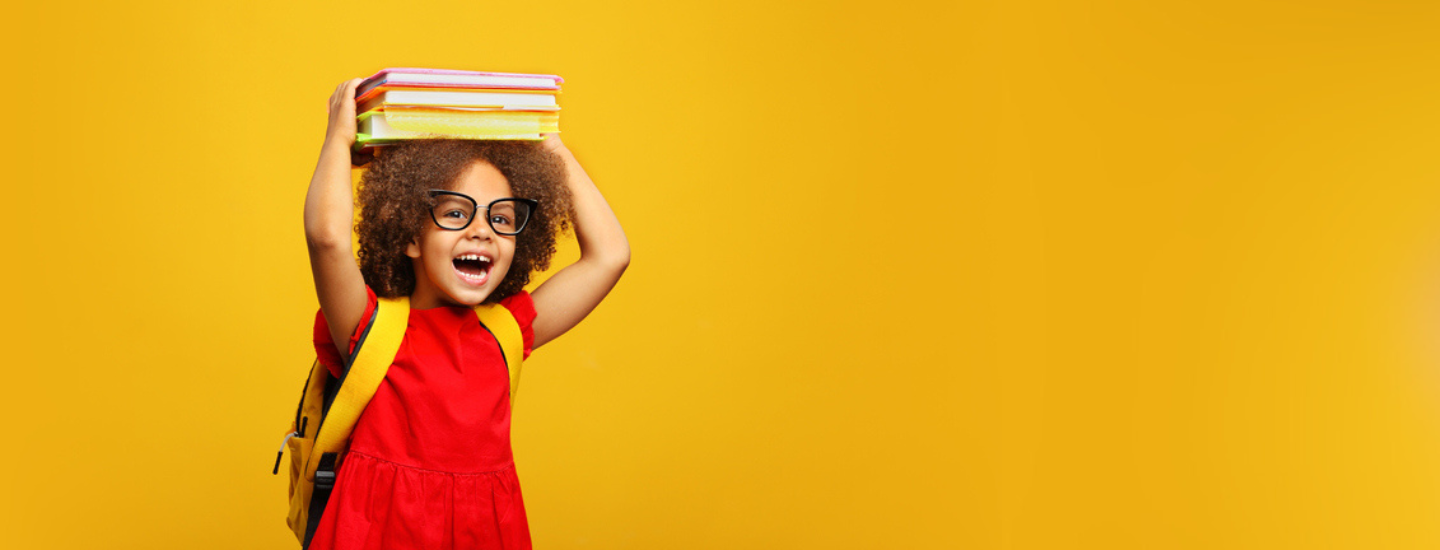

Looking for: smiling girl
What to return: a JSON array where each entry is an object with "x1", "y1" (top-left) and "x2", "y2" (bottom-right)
[{"x1": 301, "y1": 77, "x2": 629, "y2": 550}]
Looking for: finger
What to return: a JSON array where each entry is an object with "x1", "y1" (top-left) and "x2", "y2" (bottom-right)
[
  {"x1": 346, "y1": 85, "x2": 361, "y2": 108},
  {"x1": 346, "y1": 78, "x2": 363, "y2": 99}
]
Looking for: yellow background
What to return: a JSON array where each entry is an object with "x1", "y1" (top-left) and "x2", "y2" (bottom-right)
[{"x1": 6, "y1": 0, "x2": 1440, "y2": 548}]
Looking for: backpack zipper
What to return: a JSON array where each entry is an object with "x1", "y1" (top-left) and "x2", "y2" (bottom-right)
[{"x1": 273, "y1": 431, "x2": 298, "y2": 475}]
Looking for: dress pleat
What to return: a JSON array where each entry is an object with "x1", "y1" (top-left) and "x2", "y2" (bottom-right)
[{"x1": 311, "y1": 451, "x2": 532, "y2": 550}]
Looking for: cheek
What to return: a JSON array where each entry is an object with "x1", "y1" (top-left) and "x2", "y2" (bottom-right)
[
  {"x1": 501, "y1": 241, "x2": 520, "y2": 267},
  {"x1": 491, "y1": 243, "x2": 518, "y2": 277},
  {"x1": 423, "y1": 235, "x2": 456, "y2": 267}
]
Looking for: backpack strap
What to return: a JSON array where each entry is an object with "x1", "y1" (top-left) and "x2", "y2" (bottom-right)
[
  {"x1": 474, "y1": 302, "x2": 525, "y2": 403},
  {"x1": 303, "y1": 295, "x2": 410, "y2": 482}
]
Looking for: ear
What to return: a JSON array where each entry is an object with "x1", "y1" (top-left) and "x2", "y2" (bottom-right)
[{"x1": 405, "y1": 237, "x2": 422, "y2": 259}]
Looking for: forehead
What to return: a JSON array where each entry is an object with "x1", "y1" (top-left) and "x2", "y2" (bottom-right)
[{"x1": 447, "y1": 160, "x2": 513, "y2": 201}]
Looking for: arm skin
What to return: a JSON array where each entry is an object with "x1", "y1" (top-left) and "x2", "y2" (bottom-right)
[
  {"x1": 304, "y1": 78, "x2": 370, "y2": 361},
  {"x1": 529, "y1": 134, "x2": 631, "y2": 349}
]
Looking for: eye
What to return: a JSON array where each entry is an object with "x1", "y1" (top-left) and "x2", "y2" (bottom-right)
[
  {"x1": 490, "y1": 214, "x2": 514, "y2": 226},
  {"x1": 444, "y1": 209, "x2": 470, "y2": 220}
]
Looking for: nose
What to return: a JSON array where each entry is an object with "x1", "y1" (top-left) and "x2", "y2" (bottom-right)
[{"x1": 465, "y1": 215, "x2": 494, "y2": 241}]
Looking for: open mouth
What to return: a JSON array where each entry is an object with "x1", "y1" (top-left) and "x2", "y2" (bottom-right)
[{"x1": 452, "y1": 254, "x2": 492, "y2": 286}]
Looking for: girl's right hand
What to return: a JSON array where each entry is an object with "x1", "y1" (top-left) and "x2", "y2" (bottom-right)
[{"x1": 323, "y1": 78, "x2": 373, "y2": 165}]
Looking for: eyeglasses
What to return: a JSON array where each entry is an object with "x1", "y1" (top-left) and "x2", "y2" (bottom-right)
[{"x1": 427, "y1": 190, "x2": 539, "y2": 236}]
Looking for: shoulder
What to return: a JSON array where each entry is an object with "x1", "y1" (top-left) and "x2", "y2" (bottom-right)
[
  {"x1": 313, "y1": 285, "x2": 380, "y2": 376},
  {"x1": 496, "y1": 290, "x2": 537, "y2": 359},
  {"x1": 498, "y1": 290, "x2": 536, "y2": 325}
]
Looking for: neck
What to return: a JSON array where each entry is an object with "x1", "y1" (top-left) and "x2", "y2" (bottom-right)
[{"x1": 408, "y1": 282, "x2": 461, "y2": 310}]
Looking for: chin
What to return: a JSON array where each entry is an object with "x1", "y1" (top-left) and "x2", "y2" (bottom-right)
[{"x1": 444, "y1": 287, "x2": 492, "y2": 307}]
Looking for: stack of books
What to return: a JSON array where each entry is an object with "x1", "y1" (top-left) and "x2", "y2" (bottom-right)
[{"x1": 353, "y1": 67, "x2": 563, "y2": 150}]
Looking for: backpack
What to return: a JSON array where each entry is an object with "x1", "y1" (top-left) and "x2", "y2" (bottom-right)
[{"x1": 272, "y1": 295, "x2": 527, "y2": 548}]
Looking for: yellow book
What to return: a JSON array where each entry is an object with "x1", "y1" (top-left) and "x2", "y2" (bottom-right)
[{"x1": 356, "y1": 107, "x2": 560, "y2": 144}]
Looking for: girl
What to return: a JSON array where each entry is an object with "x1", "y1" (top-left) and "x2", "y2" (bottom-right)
[{"x1": 302, "y1": 77, "x2": 630, "y2": 550}]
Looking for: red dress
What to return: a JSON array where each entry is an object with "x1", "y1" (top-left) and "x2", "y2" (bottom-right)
[{"x1": 306, "y1": 285, "x2": 537, "y2": 550}]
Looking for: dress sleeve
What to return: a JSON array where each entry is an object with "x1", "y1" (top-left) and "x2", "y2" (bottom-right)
[
  {"x1": 498, "y1": 290, "x2": 537, "y2": 360},
  {"x1": 312, "y1": 286, "x2": 380, "y2": 378}
]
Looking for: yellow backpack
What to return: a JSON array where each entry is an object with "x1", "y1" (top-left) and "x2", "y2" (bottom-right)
[{"x1": 272, "y1": 295, "x2": 527, "y2": 548}]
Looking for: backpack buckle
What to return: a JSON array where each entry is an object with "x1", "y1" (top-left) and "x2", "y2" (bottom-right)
[
  {"x1": 314, "y1": 452, "x2": 338, "y2": 491},
  {"x1": 314, "y1": 468, "x2": 336, "y2": 491}
]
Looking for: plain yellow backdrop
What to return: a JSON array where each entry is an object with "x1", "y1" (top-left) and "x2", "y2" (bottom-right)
[{"x1": 7, "y1": 0, "x2": 1440, "y2": 548}]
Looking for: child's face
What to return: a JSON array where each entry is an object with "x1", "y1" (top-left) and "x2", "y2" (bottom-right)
[{"x1": 406, "y1": 160, "x2": 518, "y2": 309}]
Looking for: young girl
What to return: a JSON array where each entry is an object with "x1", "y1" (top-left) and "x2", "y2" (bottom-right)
[{"x1": 302, "y1": 77, "x2": 630, "y2": 550}]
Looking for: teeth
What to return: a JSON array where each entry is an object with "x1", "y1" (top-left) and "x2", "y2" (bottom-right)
[{"x1": 455, "y1": 253, "x2": 491, "y2": 286}]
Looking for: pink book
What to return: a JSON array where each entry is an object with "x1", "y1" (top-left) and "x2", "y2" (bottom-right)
[{"x1": 356, "y1": 67, "x2": 563, "y2": 98}]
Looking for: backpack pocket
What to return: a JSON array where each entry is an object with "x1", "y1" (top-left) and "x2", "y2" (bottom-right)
[
  {"x1": 284, "y1": 418, "x2": 317, "y2": 541},
  {"x1": 286, "y1": 426, "x2": 313, "y2": 499}
]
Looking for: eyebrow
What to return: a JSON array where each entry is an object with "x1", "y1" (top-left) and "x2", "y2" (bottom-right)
[{"x1": 436, "y1": 190, "x2": 519, "y2": 206}]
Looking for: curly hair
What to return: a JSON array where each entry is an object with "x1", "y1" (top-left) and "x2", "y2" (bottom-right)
[{"x1": 355, "y1": 139, "x2": 574, "y2": 302}]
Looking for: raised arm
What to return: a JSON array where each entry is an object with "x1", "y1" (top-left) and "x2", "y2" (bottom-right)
[
  {"x1": 305, "y1": 78, "x2": 370, "y2": 360},
  {"x1": 530, "y1": 135, "x2": 631, "y2": 349}
]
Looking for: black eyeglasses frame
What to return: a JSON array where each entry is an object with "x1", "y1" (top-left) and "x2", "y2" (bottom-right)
[{"x1": 427, "y1": 189, "x2": 540, "y2": 236}]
